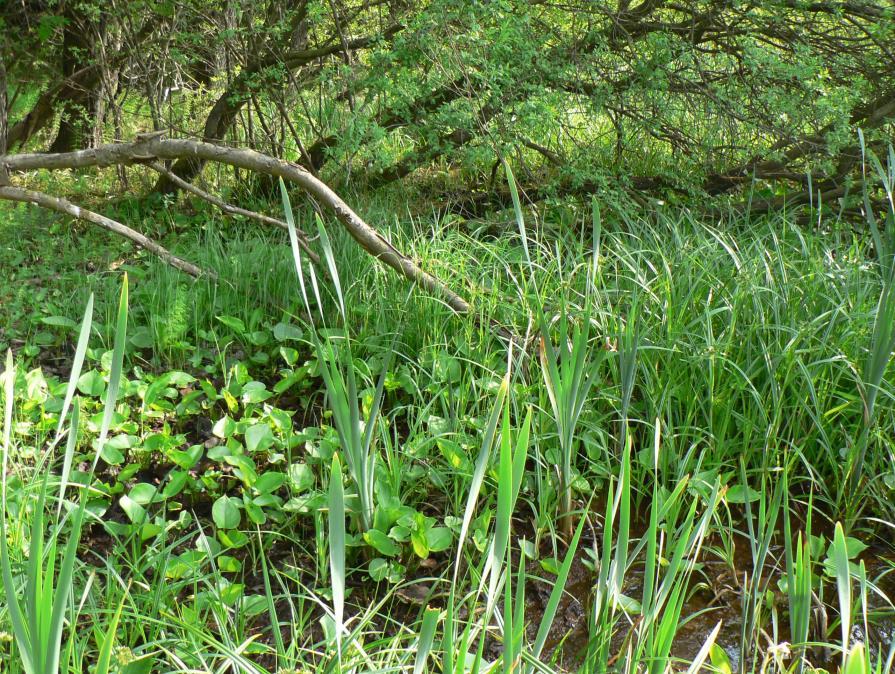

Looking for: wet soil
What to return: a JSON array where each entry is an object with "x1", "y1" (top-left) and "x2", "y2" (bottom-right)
[{"x1": 523, "y1": 532, "x2": 895, "y2": 672}]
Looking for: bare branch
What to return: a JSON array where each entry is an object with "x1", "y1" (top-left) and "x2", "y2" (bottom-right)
[
  {"x1": 0, "y1": 185, "x2": 209, "y2": 278},
  {"x1": 145, "y1": 161, "x2": 321, "y2": 265},
  {"x1": 1, "y1": 136, "x2": 472, "y2": 315}
]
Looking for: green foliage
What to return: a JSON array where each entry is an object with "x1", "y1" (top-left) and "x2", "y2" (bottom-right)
[
  {"x1": 0, "y1": 276, "x2": 125, "y2": 674},
  {"x1": 3, "y1": 174, "x2": 895, "y2": 672}
]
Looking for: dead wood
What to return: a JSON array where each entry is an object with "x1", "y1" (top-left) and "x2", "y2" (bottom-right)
[
  {"x1": 0, "y1": 185, "x2": 209, "y2": 278},
  {"x1": 0, "y1": 136, "x2": 473, "y2": 316}
]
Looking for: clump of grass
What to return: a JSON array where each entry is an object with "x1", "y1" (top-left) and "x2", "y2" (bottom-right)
[
  {"x1": 538, "y1": 312, "x2": 599, "y2": 541},
  {"x1": 843, "y1": 139, "x2": 895, "y2": 517},
  {"x1": 279, "y1": 179, "x2": 393, "y2": 534},
  {"x1": 1, "y1": 277, "x2": 127, "y2": 674}
]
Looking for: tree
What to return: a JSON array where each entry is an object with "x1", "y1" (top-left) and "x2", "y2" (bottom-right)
[{"x1": 2, "y1": 0, "x2": 893, "y2": 209}]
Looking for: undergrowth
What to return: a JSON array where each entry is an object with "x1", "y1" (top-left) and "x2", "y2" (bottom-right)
[{"x1": 1, "y1": 178, "x2": 894, "y2": 672}]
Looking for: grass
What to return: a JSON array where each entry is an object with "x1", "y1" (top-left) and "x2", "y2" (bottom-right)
[
  {"x1": 1, "y1": 278, "x2": 126, "y2": 674},
  {"x1": 1, "y1": 168, "x2": 895, "y2": 672}
]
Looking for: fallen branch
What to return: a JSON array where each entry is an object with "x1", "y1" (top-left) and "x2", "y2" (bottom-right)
[
  {"x1": 145, "y1": 161, "x2": 321, "y2": 265},
  {"x1": 0, "y1": 185, "x2": 209, "y2": 278},
  {"x1": 0, "y1": 136, "x2": 472, "y2": 315}
]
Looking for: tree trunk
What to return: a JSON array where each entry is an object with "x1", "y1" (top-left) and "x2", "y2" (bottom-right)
[{"x1": 49, "y1": 8, "x2": 99, "y2": 153}]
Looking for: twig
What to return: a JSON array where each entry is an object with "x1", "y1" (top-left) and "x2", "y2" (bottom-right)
[{"x1": 145, "y1": 161, "x2": 320, "y2": 265}]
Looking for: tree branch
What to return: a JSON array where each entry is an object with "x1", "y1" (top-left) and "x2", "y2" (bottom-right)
[
  {"x1": 0, "y1": 185, "x2": 209, "y2": 278},
  {"x1": 145, "y1": 161, "x2": 321, "y2": 265},
  {"x1": 1, "y1": 136, "x2": 472, "y2": 315}
]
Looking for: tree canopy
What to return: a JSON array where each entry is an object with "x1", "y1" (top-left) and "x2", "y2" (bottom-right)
[{"x1": 3, "y1": 0, "x2": 894, "y2": 213}]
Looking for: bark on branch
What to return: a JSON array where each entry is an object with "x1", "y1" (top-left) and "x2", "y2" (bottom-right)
[{"x1": 0, "y1": 136, "x2": 472, "y2": 315}]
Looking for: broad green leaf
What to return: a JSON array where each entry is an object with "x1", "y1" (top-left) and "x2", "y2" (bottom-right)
[
  {"x1": 128, "y1": 482, "x2": 157, "y2": 505},
  {"x1": 368, "y1": 558, "x2": 389, "y2": 582},
  {"x1": 120, "y1": 495, "x2": 147, "y2": 524},
  {"x1": 411, "y1": 528, "x2": 429, "y2": 558},
  {"x1": 241, "y1": 381, "x2": 271, "y2": 404},
  {"x1": 212, "y1": 496, "x2": 241, "y2": 529},
  {"x1": 161, "y1": 471, "x2": 188, "y2": 498},
  {"x1": 213, "y1": 415, "x2": 236, "y2": 438},
  {"x1": 288, "y1": 462, "x2": 315, "y2": 492},
  {"x1": 364, "y1": 529, "x2": 399, "y2": 557},
  {"x1": 254, "y1": 471, "x2": 286, "y2": 493},
  {"x1": 41, "y1": 316, "x2": 77, "y2": 328},
  {"x1": 426, "y1": 527, "x2": 452, "y2": 552},
  {"x1": 245, "y1": 422, "x2": 274, "y2": 452},
  {"x1": 709, "y1": 643, "x2": 734, "y2": 674},
  {"x1": 216, "y1": 315, "x2": 246, "y2": 334},
  {"x1": 725, "y1": 484, "x2": 761, "y2": 503},
  {"x1": 273, "y1": 322, "x2": 303, "y2": 341},
  {"x1": 77, "y1": 370, "x2": 105, "y2": 397}
]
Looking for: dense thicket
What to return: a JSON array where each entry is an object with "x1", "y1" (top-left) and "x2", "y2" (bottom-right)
[
  {"x1": 4, "y1": 5, "x2": 895, "y2": 672},
  {"x1": 2, "y1": 1, "x2": 894, "y2": 211}
]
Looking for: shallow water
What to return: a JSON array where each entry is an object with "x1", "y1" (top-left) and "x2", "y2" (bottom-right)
[{"x1": 523, "y1": 536, "x2": 895, "y2": 672}]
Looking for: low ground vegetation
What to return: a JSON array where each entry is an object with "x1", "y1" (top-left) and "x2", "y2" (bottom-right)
[
  {"x1": 2, "y1": 3, "x2": 895, "y2": 670},
  {"x1": 2, "y1": 175, "x2": 894, "y2": 672}
]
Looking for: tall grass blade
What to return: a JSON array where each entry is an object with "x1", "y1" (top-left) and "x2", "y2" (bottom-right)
[
  {"x1": 94, "y1": 583, "x2": 129, "y2": 674},
  {"x1": 683, "y1": 621, "x2": 723, "y2": 674},
  {"x1": 1, "y1": 275, "x2": 126, "y2": 674},
  {"x1": 504, "y1": 159, "x2": 531, "y2": 268},
  {"x1": 278, "y1": 178, "x2": 314, "y2": 320},
  {"x1": 95, "y1": 274, "x2": 129, "y2": 466},
  {"x1": 529, "y1": 508, "x2": 588, "y2": 671},
  {"x1": 538, "y1": 310, "x2": 598, "y2": 539},
  {"x1": 52, "y1": 293, "x2": 92, "y2": 448},
  {"x1": 452, "y1": 371, "x2": 509, "y2": 587},
  {"x1": 444, "y1": 369, "x2": 509, "y2": 674},
  {"x1": 315, "y1": 212, "x2": 347, "y2": 323},
  {"x1": 1, "y1": 351, "x2": 35, "y2": 674},
  {"x1": 843, "y1": 642, "x2": 871, "y2": 674},
  {"x1": 413, "y1": 607, "x2": 440, "y2": 674},
  {"x1": 846, "y1": 138, "x2": 895, "y2": 506},
  {"x1": 832, "y1": 522, "x2": 852, "y2": 668},
  {"x1": 328, "y1": 454, "x2": 346, "y2": 657}
]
